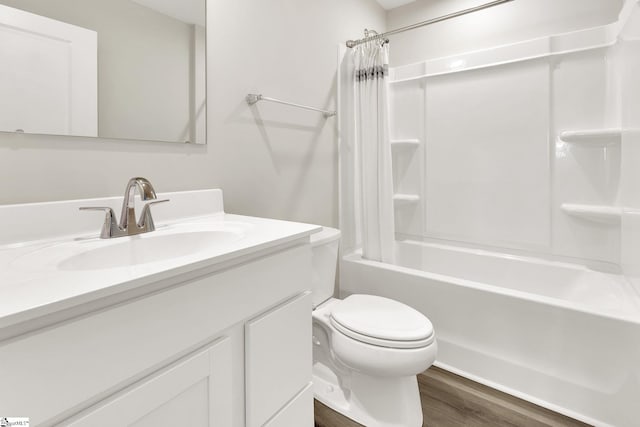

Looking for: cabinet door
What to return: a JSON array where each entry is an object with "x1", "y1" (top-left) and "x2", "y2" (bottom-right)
[
  {"x1": 245, "y1": 293, "x2": 312, "y2": 427},
  {"x1": 64, "y1": 337, "x2": 232, "y2": 427},
  {"x1": 264, "y1": 384, "x2": 313, "y2": 427}
]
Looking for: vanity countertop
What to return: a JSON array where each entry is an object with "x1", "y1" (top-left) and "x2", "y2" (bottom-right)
[{"x1": 0, "y1": 189, "x2": 321, "y2": 333}]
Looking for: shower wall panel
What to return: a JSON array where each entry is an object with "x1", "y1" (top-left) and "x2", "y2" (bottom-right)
[
  {"x1": 551, "y1": 49, "x2": 621, "y2": 265},
  {"x1": 389, "y1": 82, "x2": 425, "y2": 237},
  {"x1": 620, "y1": 13, "x2": 640, "y2": 290},
  {"x1": 423, "y1": 61, "x2": 550, "y2": 251}
]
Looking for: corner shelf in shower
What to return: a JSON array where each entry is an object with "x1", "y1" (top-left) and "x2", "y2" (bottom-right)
[
  {"x1": 561, "y1": 203, "x2": 622, "y2": 224},
  {"x1": 559, "y1": 129, "x2": 622, "y2": 145},
  {"x1": 390, "y1": 139, "x2": 421, "y2": 149},
  {"x1": 393, "y1": 194, "x2": 420, "y2": 205}
]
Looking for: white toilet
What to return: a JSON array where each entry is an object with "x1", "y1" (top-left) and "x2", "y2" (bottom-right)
[{"x1": 310, "y1": 227, "x2": 437, "y2": 427}]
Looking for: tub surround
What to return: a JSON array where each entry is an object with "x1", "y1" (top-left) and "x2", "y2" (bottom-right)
[
  {"x1": 340, "y1": 0, "x2": 640, "y2": 270},
  {"x1": 0, "y1": 189, "x2": 319, "y2": 426}
]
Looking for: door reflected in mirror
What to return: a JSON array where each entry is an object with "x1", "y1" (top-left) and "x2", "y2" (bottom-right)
[{"x1": 0, "y1": 0, "x2": 206, "y2": 144}]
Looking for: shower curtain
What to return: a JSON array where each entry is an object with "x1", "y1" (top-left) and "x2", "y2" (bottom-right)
[{"x1": 353, "y1": 41, "x2": 395, "y2": 263}]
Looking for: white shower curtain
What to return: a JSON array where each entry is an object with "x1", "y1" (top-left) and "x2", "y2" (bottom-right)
[{"x1": 353, "y1": 41, "x2": 395, "y2": 263}]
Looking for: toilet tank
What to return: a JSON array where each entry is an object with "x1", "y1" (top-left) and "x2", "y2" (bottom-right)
[{"x1": 310, "y1": 227, "x2": 341, "y2": 308}]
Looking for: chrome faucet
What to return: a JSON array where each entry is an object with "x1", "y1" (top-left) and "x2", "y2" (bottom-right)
[{"x1": 80, "y1": 177, "x2": 169, "y2": 238}]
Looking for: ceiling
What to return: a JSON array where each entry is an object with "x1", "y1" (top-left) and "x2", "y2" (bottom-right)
[{"x1": 376, "y1": 0, "x2": 417, "y2": 10}]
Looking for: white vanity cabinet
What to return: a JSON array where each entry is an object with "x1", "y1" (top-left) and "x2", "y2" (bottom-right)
[{"x1": 0, "y1": 243, "x2": 314, "y2": 427}]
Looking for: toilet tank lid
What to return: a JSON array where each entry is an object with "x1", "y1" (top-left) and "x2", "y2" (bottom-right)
[{"x1": 310, "y1": 227, "x2": 341, "y2": 247}]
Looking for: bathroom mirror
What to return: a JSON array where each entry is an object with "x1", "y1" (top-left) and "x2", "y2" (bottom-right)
[{"x1": 0, "y1": 0, "x2": 206, "y2": 144}]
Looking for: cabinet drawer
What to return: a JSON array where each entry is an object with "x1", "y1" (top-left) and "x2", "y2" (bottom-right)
[
  {"x1": 245, "y1": 292, "x2": 312, "y2": 427},
  {"x1": 62, "y1": 337, "x2": 232, "y2": 427},
  {"x1": 264, "y1": 383, "x2": 313, "y2": 427}
]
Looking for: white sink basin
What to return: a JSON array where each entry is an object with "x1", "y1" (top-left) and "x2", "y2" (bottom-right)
[
  {"x1": 60, "y1": 230, "x2": 242, "y2": 270},
  {"x1": 11, "y1": 223, "x2": 246, "y2": 272}
]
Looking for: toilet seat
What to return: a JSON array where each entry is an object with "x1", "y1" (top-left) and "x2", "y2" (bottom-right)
[
  {"x1": 329, "y1": 295, "x2": 435, "y2": 349},
  {"x1": 330, "y1": 318, "x2": 435, "y2": 349}
]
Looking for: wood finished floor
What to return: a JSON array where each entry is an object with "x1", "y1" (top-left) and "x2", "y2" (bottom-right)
[{"x1": 314, "y1": 367, "x2": 593, "y2": 427}]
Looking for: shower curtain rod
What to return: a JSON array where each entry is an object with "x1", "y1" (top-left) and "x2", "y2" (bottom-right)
[{"x1": 345, "y1": 0, "x2": 515, "y2": 48}]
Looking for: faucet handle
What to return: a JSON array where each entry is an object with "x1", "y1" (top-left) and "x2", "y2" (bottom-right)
[
  {"x1": 79, "y1": 207, "x2": 120, "y2": 239},
  {"x1": 138, "y1": 199, "x2": 170, "y2": 230}
]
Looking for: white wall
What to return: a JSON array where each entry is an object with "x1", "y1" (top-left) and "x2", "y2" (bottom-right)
[
  {"x1": 206, "y1": 0, "x2": 385, "y2": 225},
  {"x1": 0, "y1": 0, "x2": 385, "y2": 229},
  {"x1": 387, "y1": 0, "x2": 623, "y2": 66}
]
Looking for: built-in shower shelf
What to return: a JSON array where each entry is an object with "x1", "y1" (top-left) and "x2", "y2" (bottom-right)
[
  {"x1": 559, "y1": 129, "x2": 622, "y2": 145},
  {"x1": 561, "y1": 203, "x2": 622, "y2": 224},
  {"x1": 393, "y1": 194, "x2": 420, "y2": 205},
  {"x1": 390, "y1": 139, "x2": 421, "y2": 148}
]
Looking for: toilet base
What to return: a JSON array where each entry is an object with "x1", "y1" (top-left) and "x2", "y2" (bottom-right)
[{"x1": 313, "y1": 361, "x2": 423, "y2": 427}]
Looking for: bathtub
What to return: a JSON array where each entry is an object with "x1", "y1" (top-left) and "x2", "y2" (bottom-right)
[{"x1": 340, "y1": 239, "x2": 640, "y2": 427}]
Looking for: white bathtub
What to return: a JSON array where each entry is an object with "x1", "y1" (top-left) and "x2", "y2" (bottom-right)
[{"x1": 340, "y1": 239, "x2": 640, "y2": 427}]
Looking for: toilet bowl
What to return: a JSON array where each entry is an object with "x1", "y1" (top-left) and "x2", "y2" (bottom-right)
[{"x1": 310, "y1": 227, "x2": 437, "y2": 427}]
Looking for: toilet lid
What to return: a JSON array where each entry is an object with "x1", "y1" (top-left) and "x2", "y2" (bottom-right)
[{"x1": 330, "y1": 295, "x2": 434, "y2": 345}]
